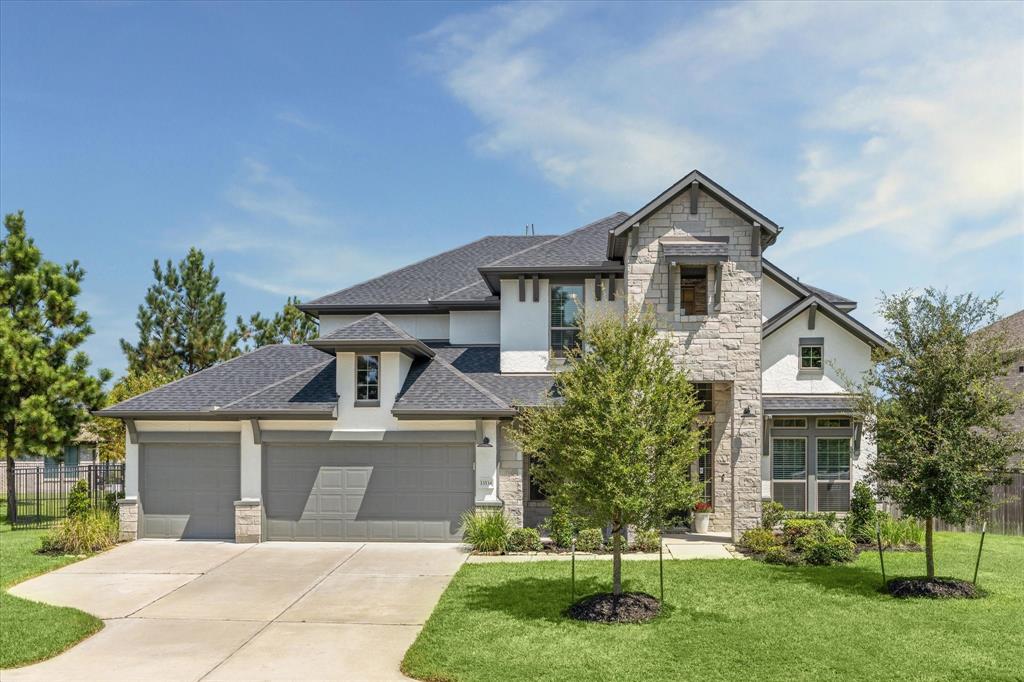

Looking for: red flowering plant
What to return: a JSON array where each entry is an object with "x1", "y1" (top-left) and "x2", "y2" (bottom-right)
[{"x1": 694, "y1": 501, "x2": 713, "y2": 513}]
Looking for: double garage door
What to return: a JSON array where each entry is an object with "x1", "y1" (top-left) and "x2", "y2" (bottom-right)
[{"x1": 139, "y1": 438, "x2": 474, "y2": 542}]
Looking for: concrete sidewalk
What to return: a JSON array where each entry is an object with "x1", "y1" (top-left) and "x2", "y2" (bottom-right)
[
  {"x1": 6, "y1": 540, "x2": 468, "y2": 681},
  {"x1": 465, "y1": 532, "x2": 740, "y2": 563}
]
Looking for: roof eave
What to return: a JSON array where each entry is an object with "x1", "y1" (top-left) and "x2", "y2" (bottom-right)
[
  {"x1": 92, "y1": 409, "x2": 336, "y2": 420},
  {"x1": 762, "y1": 296, "x2": 890, "y2": 350},
  {"x1": 307, "y1": 338, "x2": 436, "y2": 358},
  {"x1": 477, "y1": 264, "x2": 626, "y2": 295},
  {"x1": 390, "y1": 408, "x2": 519, "y2": 420}
]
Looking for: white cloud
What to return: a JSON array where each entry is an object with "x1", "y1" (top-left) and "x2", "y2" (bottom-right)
[
  {"x1": 173, "y1": 159, "x2": 413, "y2": 301},
  {"x1": 422, "y1": 1, "x2": 1024, "y2": 259}
]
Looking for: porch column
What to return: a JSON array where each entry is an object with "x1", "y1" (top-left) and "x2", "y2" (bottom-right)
[
  {"x1": 119, "y1": 430, "x2": 140, "y2": 541},
  {"x1": 236, "y1": 419, "x2": 263, "y2": 543}
]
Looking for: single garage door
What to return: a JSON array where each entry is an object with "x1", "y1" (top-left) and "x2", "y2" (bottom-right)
[
  {"x1": 140, "y1": 443, "x2": 240, "y2": 539},
  {"x1": 264, "y1": 441, "x2": 474, "y2": 542}
]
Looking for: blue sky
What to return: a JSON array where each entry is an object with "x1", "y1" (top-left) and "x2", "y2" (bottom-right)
[{"x1": 2, "y1": 1, "x2": 1022, "y2": 379}]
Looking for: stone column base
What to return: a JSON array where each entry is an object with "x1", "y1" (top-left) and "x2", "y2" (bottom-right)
[
  {"x1": 234, "y1": 499, "x2": 262, "y2": 543},
  {"x1": 117, "y1": 497, "x2": 139, "y2": 542}
]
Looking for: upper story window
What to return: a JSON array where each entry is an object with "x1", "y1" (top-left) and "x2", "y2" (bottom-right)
[
  {"x1": 817, "y1": 417, "x2": 851, "y2": 429},
  {"x1": 550, "y1": 283, "x2": 584, "y2": 358},
  {"x1": 680, "y1": 267, "x2": 709, "y2": 316},
  {"x1": 799, "y1": 337, "x2": 824, "y2": 371},
  {"x1": 355, "y1": 354, "x2": 380, "y2": 405}
]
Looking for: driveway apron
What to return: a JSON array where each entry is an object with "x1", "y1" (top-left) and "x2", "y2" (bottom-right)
[{"x1": 4, "y1": 540, "x2": 468, "y2": 681}]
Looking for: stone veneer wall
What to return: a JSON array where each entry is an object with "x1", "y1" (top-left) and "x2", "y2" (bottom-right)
[
  {"x1": 497, "y1": 422, "x2": 524, "y2": 527},
  {"x1": 627, "y1": 187, "x2": 763, "y2": 538},
  {"x1": 117, "y1": 497, "x2": 138, "y2": 542},
  {"x1": 234, "y1": 500, "x2": 262, "y2": 543}
]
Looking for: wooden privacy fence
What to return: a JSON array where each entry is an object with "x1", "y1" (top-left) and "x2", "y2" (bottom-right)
[{"x1": 883, "y1": 472, "x2": 1023, "y2": 536}]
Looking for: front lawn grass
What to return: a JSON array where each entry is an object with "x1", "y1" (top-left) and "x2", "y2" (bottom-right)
[
  {"x1": 403, "y1": 532, "x2": 1023, "y2": 682},
  {"x1": 0, "y1": 512, "x2": 103, "y2": 669}
]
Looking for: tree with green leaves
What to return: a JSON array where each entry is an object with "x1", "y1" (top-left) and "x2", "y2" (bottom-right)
[
  {"x1": 94, "y1": 368, "x2": 178, "y2": 461},
  {"x1": 235, "y1": 296, "x2": 318, "y2": 351},
  {"x1": 854, "y1": 289, "x2": 1022, "y2": 578},
  {"x1": 509, "y1": 309, "x2": 704, "y2": 598},
  {"x1": 1, "y1": 211, "x2": 110, "y2": 522},
  {"x1": 120, "y1": 248, "x2": 238, "y2": 375}
]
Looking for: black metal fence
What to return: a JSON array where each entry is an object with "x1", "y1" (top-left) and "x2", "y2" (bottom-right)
[{"x1": 1, "y1": 463, "x2": 125, "y2": 528}]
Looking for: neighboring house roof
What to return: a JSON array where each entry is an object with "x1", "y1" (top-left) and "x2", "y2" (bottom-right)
[
  {"x1": 96, "y1": 345, "x2": 336, "y2": 419},
  {"x1": 764, "y1": 394, "x2": 857, "y2": 415},
  {"x1": 607, "y1": 170, "x2": 781, "y2": 259},
  {"x1": 764, "y1": 259, "x2": 857, "y2": 311},
  {"x1": 298, "y1": 235, "x2": 551, "y2": 314},
  {"x1": 308, "y1": 313, "x2": 435, "y2": 357},
  {"x1": 763, "y1": 294, "x2": 889, "y2": 349}
]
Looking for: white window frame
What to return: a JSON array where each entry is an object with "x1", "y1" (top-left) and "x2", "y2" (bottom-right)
[
  {"x1": 355, "y1": 353, "x2": 380, "y2": 407},
  {"x1": 774, "y1": 417, "x2": 807, "y2": 429},
  {"x1": 816, "y1": 417, "x2": 852, "y2": 429}
]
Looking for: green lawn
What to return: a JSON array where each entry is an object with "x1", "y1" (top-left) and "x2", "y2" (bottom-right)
[
  {"x1": 0, "y1": 513, "x2": 103, "y2": 669},
  {"x1": 403, "y1": 532, "x2": 1024, "y2": 682}
]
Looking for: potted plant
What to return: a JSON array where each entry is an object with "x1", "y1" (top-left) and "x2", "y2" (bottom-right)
[{"x1": 692, "y1": 501, "x2": 712, "y2": 533}]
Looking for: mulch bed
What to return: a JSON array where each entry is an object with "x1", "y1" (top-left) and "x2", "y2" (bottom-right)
[
  {"x1": 566, "y1": 592, "x2": 661, "y2": 624},
  {"x1": 887, "y1": 577, "x2": 982, "y2": 599}
]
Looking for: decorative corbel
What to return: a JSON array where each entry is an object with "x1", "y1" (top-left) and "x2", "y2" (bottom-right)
[
  {"x1": 751, "y1": 223, "x2": 761, "y2": 257},
  {"x1": 124, "y1": 418, "x2": 138, "y2": 445},
  {"x1": 594, "y1": 273, "x2": 603, "y2": 301},
  {"x1": 250, "y1": 418, "x2": 262, "y2": 445},
  {"x1": 532, "y1": 274, "x2": 539, "y2": 302},
  {"x1": 518, "y1": 275, "x2": 526, "y2": 302},
  {"x1": 608, "y1": 273, "x2": 616, "y2": 301},
  {"x1": 808, "y1": 302, "x2": 818, "y2": 330},
  {"x1": 689, "y1": 180, "x2": 700, "y2": 214}
]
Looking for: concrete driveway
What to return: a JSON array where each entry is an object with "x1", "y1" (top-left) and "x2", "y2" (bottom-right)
[{"x1": 7, "y1": 540, "x2": 467, "y2": 681}]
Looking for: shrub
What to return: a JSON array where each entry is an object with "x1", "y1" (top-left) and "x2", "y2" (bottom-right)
[
  {"x1": 507, "y1": 527, "x2": 542, "y2": 552},
  {"x1": 575, "y1": 528, "x2": 604, "y2": 552},
  {"x1": 763, "y1": 545, "x2": 798, "y2": 565},
  {"x1": 846, "y1": 481, "x2": 877, "y2": 543},
  {"x1": 877, "y1": 512, "x2": 924, "y2": 549},
  {"x1": 797, "y1": 531, "x2": 856, "y2": 566},
  {"x1": 761, "y1": 501, "x2": 786, "y2": 530},
  {"x1": 461, "y1": 510, "x2": 512, "y2": 553},
  {"x1": 540, "y1": 507, "x2": 579, "y2": 548},
  {"x1": 633, "y1": 528, "x2": 661, "y2": 553},
  {"x1": 782, "y1": 519, "x2": 830, "y2": 543},
  {"x1": 41, "y1": 508, "x2": 118, "y2": 554},
  {"x1": 66, "y1": 479, "x2": 93, "y2": 518},
  {"x1": 782, "y1": 511, "x2": 838, "y2": 528},
  {"x1": 739, "y1": 528, "x2": 781, "y2": 554}
]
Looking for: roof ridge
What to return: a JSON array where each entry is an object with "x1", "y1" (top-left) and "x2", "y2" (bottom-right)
[
  {"x1": 217, "y1": 356, "x2": 333, "y2": 411},
  {"x1": 430, "y1": 355, "x2": 511, "y2": 410},
  {"x1": 482, "y1": 212, "x2": 630, "y2": 267}
]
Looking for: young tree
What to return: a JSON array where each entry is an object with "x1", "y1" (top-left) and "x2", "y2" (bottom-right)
[
  {"x1": 235, "y1": 296, "x2": 318, "y2": 351},
  {"x1": 1, "y1": 211, "x2": 110, "y2": 522},
  {"x1": 93, "y1": 369, "x2": 178, "y2": 461},
  {"x1": 120, "y1": 248, "x2": 238, "y2": 375},
  {"x1": 855, "y1": 290, "x2": 1022, "y2": 578},
  {"x1": 510, "y1": 310, "x2": 704, "y2": 597}
]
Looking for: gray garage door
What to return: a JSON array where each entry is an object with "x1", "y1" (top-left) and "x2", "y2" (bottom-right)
[
  {"x1": 140, "y1": 443, "x2": 240, "y2": 539},
  {"x1": 264, "y1": 441, "x2": 474, "y2": 542}
]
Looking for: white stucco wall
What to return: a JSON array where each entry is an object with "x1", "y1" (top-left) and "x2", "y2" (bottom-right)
[
  {"x1": 500, "y1": 277, "x2": 550, "y2": 373},
  {"x1": 762, "y1": 275, "x2": 799, "y2": 321},
  {"x1": 762, "y1": 309, "x2": 873, "y2": 393},
  {"x1": 239, "y1": 420, "x2": 261, "y2": 500},
  {"x1": 450, "y1": 311, "x2": 500, "y2": 345},
  {"x1": 320, "y1": 314, "x2": 450, "y2": 340}
]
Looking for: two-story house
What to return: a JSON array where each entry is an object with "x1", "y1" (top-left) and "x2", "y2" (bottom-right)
[{"x1": 99, "y1": 170, "x2": 888, "y2": 543}]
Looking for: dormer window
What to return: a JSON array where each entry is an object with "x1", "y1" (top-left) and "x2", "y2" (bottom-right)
[
  {"x1": 355, "y1": 354, "x2": 380, "y2": 406},
  {"x1": 550, "y1": 283, "x2": 584, "y2": 358},
  {"x1": 680, "y1": 268, "x2": 709, "y2": 316}
]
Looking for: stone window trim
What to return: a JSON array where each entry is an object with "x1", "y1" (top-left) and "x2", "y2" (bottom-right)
[
  {"x1": 355, "y1": 353, "x2": 380, "y2": 407},
  {"x1": 798, "y1": 337, "x2": 824, "y2": 373}
]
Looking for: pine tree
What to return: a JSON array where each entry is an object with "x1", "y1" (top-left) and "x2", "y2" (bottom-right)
[
  {"x1": 120, "y1": 248, "x2": 238, "y2": 375},
  {"x1": 1, "y1": 211, "x2": 110, "y2": 522},
  {"x1": 235, "y1": 296, "x2": 319, "y2": 351}
]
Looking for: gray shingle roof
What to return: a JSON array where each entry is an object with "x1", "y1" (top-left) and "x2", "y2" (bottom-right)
[
  {"x1": 393, "y1": 355, "x2": 514, "y2": 416},
  {"x1": 804, "y1": 284, "x2": 856, "y2": 307},
  {"x1": 303, "y1": 235, "x2": 551, "y2": 308},
  {"x1": 315, "y1": 313, "x2": 416, "y2": 342},
  {"x1": 218, "y1": 362, "x2": 337, "y2": 414},
  {"x1": 96, "y1": 345, "x2": 335, "y2": 417},
  {"x1": 764, "y1": 395, "x2": 857, "y2": 414},
  {"x1": 429, "y1": 344, "x2": 558, "y2": 407},
  {"x1": 482, "y1": 213, "x2": 629, "y2": 269}
]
